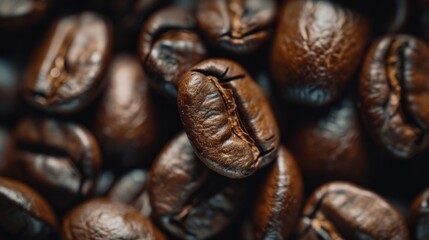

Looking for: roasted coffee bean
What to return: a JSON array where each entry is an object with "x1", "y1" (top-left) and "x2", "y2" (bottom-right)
[
  {"x1": 409, "y1": 187, "x2": 429, "y2": 240},
  {"x1": 23, "y1": 12, "x2": 112, "y2": 114},
  {"x1": 0, "y1": 177, "x2": 57, "y2": 240},
  {"x1": 61, "y1": 198, "x2": 165, "y2": 240},
  {"x1": 108, "y1": 169, "x2": 151, "y2": 217},
  {"x1": 148, "y1": 133, "x2": 246, "y2": 239},
  {"x1": 359, "y1": 35, "x2": 429, "y2": 159},
  {"x1": 196, "y1": 0, "x2": 277, "y2": 54},
  {"x1": 93, "y1": 54, "x2": 158, "y2": 169},
  {"x1": 249, "y1": 147, "x2": 303, "y2": 240},
  {"x1": 178, "y1": 58, "x2": 279, "y2": 178},
  {"x1": 9, "y1": 117, "x2": 101, "y2": 211},
  {"x1": 296, "y1": 182, "x2": 409, "y2": 240},
  {"x1": 0, "y1": 0, "x2": 53, "y2": 29},
  {"x1": 271, "y1": 0, "x2": 370, "y2": 106},
  {"x1": 289, "y1": 98, "x2": 369, "y2": 185},
  {"x1": 139, "y1": 5, "x2": 207, "y2": 97}
]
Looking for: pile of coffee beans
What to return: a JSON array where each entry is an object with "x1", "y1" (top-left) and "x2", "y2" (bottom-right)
[{"x1": 1, "y1": 0, "x2": 429, "y2": 239}]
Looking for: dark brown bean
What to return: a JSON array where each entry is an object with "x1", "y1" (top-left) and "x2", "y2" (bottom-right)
[
  {"x1": 139, "y1": 5, "x2": 207, "y2": 97},
  {"x1": 250, "y1": 147, "x2": 303, "y2": 240},
  {"x1": 61, "y1": 198, "x2": 165, "y2": 240},
  {"x1": 9, "y1": 117, "x2": 101, "y2": 211},
  {"x1": 93, "y1": 54, "x2": 158, "y2": 169},
  {"x1": 359, "y1": 34, "x2": 429, "y2": 159},
  {"x1": 0, "y1": 177, "x2": 57, "y2": 240},
  {"x1": 271, "y1": 0, "x2": 370, "y2": 106},
  {"x1": 296, "y1": 182, "x2": 409, "y2": 240},
  {"x1": 289, "y1": 98, "x2": 369, "y2": 185},
  {"x1": 196, "y1": 0, "x2": 277, "y2": 54},
  {"x1": 23, "y1": 12, "x2": 112, "y2": 114},
  {"x1": 148, "y1": 132, "x2": 247, "y2": 239},
  {"x1": 178, "y1": 58, "x2": 279, "y2": 178}
]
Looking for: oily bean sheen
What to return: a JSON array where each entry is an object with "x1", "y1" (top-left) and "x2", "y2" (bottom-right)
[
  {"x1": 93, "y1": 54, "x2": 158, "y2": 168},
  {"x1": 0, "y1": 178, "x2": 57, "y2": 240},
  {"x1": 139, "y1": 5, "x2": 207, "y2": 97},
  {"x1": 196, "y1": 0, "x2": 277, "y2": 54},
  {"x1": 250, "y1": 147, "x2": 303, "y2": 240},
  {"x1": 410, "y1": 187, "x2": 429, "y2": 240},
  {"x1": 107, "y1": 169, "x2": 152, "y2": 217},
  {"x1": 11, "y1": 117, "x2": 101, "y2": 210},
  {"x1": 178, "y1": 58, "x2": 279, "y2": 178},
  {"x1": 24, "y1": 12, "x2": 112, "y2": 114},
  {"x1": 296, "y1": 182, "x2": 409, "y2": 240},
  {"x1": 289, "y1": 98, "x2": 369, "y2": 185},
  {"x1": 359, "y1": 35, "x2": 429, "y2": 159},
  {"x1": 61, "y1": 198, "x2": 165, "y2": 240},
  {"x1": 0, "y1": 0, "x2": 53, "y2": 29},
  {"x1": 148, "y1": 133, "x2": 246, "y2": 239},
  {"x1": 271, "y1": 0, "x2": 370, "y2": 106}
]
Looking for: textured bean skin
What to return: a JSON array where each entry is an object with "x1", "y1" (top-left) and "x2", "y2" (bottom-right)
[
  {"x1": 61, "y1": 198, "x2": 165, "y2": 240},
  {"x1": 178, "y1": 58, "x2": 279, "y2": 178},
  {"x1": 148, "y1": 133, "x2": 246, "y2": 239},
  {"x1": 271, "y1": 0, "x2": 369, "y2": 106},
  {"x1": 296, "y1": 182, "x2": 409, "y2": 240},
  {"x1": 93, "y1": 54, "x2": 158, "y2": 169},
  {"x1": 197, "y1": 0, "x2": 277, "y2": 54},
  {"x1": 410, "y1": 188, "x2": 429, "y2": 240},
  {"x1": 359, "y1": 35, "x2": 429, "y2": 159},
  {"x1": 10, "y1": 118, "x2": 101, "y2": 210},
  {"x1": 24, "y1": 12, "x2": 112, "y2": 114},
  {"x1": 0, "y1": 0, "x2": 53, "y2": 29},
  {"x1": 250, "y1": 147, "x2": 303, "y2": 240},
  {"x1": 139, "y1": 6, "x2": 207, "y2": 97},
  {"x1": 0, "y1": 178, "x2": 57, "y2": 240},
  {"x1": 289, "y1": 98, "x2": 368, "y2": 185}
]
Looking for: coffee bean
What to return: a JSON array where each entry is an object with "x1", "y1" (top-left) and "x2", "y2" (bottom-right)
[
  {"x1": 148, "y1": 132, "x2": 246, "y2": 239},
  {"x1": 197, "y1": 0, "x2": 277, "y2": 54},
  {"x1": 0, "y1": 177, "x2": 57, "y2": 240},
  {"x1": 359, "y1": 35, "x2": 429, "y2": 159},
  {"x1": 296, "y1": 182, "x2": 409, "y2": 239},
  {"x1": 178, "y1": 58, "x2": 279, "y2": 178},
  {"x1": 10, "y1": 117, "x2": 101, "y2": 211},
  {"x1": 93, "y1": 54, "x2": 158, "y2": 169},
  {"x1": 289, "y1": 98, "x2": 369, "y2": 185},
  {"x1": 61, "y1": 198, "x2": 165, "y2": 240},
  {"x1": 139, "y1": 5, "x2": 207, "y2": 97},
  {"x1": 271, "y1": 0, "x2": 370, "y2": 106},
  {"x1": 250, "y1": 147, "x2": 303, "y2": 240},
  {"x1": 23, "y1": 12, "x2": 112, "y2": 114}
]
